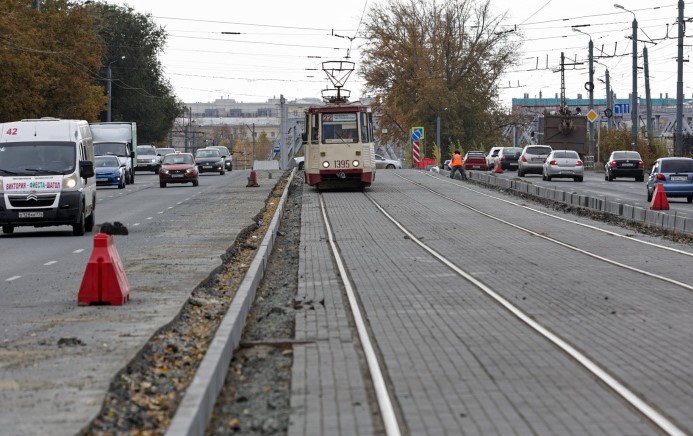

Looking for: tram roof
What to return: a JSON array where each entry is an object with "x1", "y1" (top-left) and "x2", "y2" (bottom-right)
[{"x1": 306, "y1": 104, "x2": 370, "y2": 114}]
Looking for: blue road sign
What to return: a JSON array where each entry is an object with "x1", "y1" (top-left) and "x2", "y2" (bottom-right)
[
  {"x1": 273, "y1": 146, "x2": 280, "y2": 153},
  {"x1": 411, "y1": 126, "x2": 424, "y2": 141},
  {"x1": 614, "y1": 103, "x2": 630, "y2": 115}
]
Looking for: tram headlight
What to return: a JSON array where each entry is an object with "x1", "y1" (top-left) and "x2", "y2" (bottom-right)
[
  {"x1": 352, "y1": 160, "x2": 360, "y2": 167},
  {"x1": 322, "y1": 161, "x2": 330, "y2": 168}
]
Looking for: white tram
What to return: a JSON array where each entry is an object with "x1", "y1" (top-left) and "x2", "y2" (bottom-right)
[{"x1": 302, "y1": 61, "x2": 376, "y2": 190}]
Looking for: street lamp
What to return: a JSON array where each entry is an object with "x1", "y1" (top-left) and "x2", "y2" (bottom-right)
[
  {"x1": 107, "y1": 56, "x2": 125, "y2": 122},
  {"x1": 614, "y1": 3, "x2": 638, "y2": 151},
  {"x1": 572, "y1": 27, "x2": 596, "y2": 162}
]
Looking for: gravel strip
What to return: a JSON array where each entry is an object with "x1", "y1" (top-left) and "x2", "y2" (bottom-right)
[{"x1": 80, "y1": 173, "x2": 300, "y2": 435}]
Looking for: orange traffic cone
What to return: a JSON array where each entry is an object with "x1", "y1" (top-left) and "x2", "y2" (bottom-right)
[
  {"x1": 78, "y1": 233, "x2": 130, "y2": 305},
  {"x1": 493, "y1": 159, "x2": 504, "y2": 174},
  {"x1": 246, "y1": 170, "x2": 260, "y2": 187},
  {"x1": 650, "y1": 183, "x2": 669, "y2": 210}
]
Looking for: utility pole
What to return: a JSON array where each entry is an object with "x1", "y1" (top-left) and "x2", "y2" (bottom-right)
[
  {"x1": 675, "y1": 0, "x2": 685, "y2": 155},
  {"x1": 606, "y1": 69, "x2": 613, "y2": 130},
  {"x1": 644, "y1": 47, "x2": 653, "y2": 146},
  {"x1": 280, "y1": 94, "x2": 288, "y2": 170},
  {"x1": 629, "y1": 13, "x2": 638, "y2": 150},
  {"x1": 588, "y1": 37, "x2": 595, "y2": 162}
]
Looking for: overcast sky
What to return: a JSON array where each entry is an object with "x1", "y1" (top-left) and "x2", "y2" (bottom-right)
[{"x1": 107, "y1": 0, "x2": 688, "y2": 107}]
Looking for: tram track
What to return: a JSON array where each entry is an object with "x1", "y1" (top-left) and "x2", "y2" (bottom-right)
[{"x1": 315, "y1": 177, "x2": 690, "y2": 435}]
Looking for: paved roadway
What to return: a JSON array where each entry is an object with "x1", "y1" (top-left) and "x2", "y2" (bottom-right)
[
  {"x1": 290, "y1": 169, "x2": 693, "y2": 435},
  {"x1": 2, "y1": 167, "x2": 692, "y2": 435},
  {"x1": 0, "y1": 169, "x2": 277, "y2": 435}
]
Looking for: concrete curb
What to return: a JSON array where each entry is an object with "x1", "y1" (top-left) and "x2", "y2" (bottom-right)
[
  {"x1": 465, "y1": 170, "x2": 693, "y2": 236},
  {"x1": 166, "y1": 169, "x2": 296, "y2": 436}
]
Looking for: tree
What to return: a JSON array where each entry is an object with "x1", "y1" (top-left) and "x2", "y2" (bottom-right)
[
  {"x1": 0, "y1": 0, "x2": 106, "y2": 121},
  {"x1": 361, "y1": 0, "x2": 520, "y2": 161},
  {"x1": 88, "y1": 1, "x2": 183, "y2": 143}
]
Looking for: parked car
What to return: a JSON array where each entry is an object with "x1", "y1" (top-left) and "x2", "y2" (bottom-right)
[
  {"x1": 518, "y1": 145, "x2": 552, "y2": 176},
  {"x1": 95, "y1": 155, "x2": 126, "y2": 189},
  {"x1": 486, "y1": 146, "x2": 502, "y2": 170},
  {"x1": 542, "y1": 150, "x2": 584, "y2": 181},
  {"x1": 159, "y1": 152, "x2": 199, "y2": 187},
  {"x1": 207, "y1": 145, "x2": 233, "y2": 171},
  {"x1": 605, "y1": 150, "x2": 645, "y2": 182},
  {"x1": 135, "y1": 145, "x2": 160, "y2": 173},
  {"x1": 495, "y1": 147, "x2": 523, "y2": 171},
  {"x1": 463, "y1": 151, "x2": 486, "y2": 170},
  {"x1": 195, "y1": 148, "x2": 225, "y2": 175},
  {"x1": 646, "y1": 157, "x2": 693, "y2": 202},
  {"x1": 443, "y1": 159, "x2": 451, "y2": 171},
  {"x1": 375, "y1": 154, "x2": 402, "y2": 169}
]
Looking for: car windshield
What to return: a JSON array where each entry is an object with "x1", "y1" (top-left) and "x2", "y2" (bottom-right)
[
  {"x1": 163, "y1": 155, "x2": 193, "y2": 165},
  {"x1": 660, "y1": 159, "x2": 693, "y2": 173},
  {"x1": 552, "y1": 151, "x2": 579, "y2": 159},
  {"x1": 0, "y1": 142, "x2": 75, "y2": 174},
  {"x1": 196, "y1": 150, "x2": 219, "y2": 158},
  {"x1": 503, "y1": 148, "x2": 522, "y2": 157},
  {"x1": 613, "y1": 151, "x2": 641, "y2": 160},
  {"x1": 138, "y1": 147, "x2": 155, "y2": 155},
  {"x1": 526, "y1": 146, "x2": 551, "y2": 155},
  {"x1": 95, "y1": 142, "x2": 129, "y2": 157},
  {"x1": 95, "y1": 156, "x2": 120, "y2": 167}
]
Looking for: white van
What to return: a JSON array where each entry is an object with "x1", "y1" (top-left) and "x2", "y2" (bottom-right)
[{"x1": 0, "y1": 118, "x2": 96, "y2": 236}]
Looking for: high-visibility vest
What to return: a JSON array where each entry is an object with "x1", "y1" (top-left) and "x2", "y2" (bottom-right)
[{"x1": 451, "y1": 154, "x2": 463, "y2": 167}]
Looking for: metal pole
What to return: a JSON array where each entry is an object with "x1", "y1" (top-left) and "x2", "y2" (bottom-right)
[
  {"x1": 588, "y1": 38, "x2": 595, "y2": 161},
  {"x1": 676, "y1": 0, "x2": 685, "y2": 155},
  {"x1": 644, "y1": 47, "x2": 653, "y2": 146},
  {"x1": 252, "y1": 122, "x2": 256, "y2": 165},
  {"x1": 606, "y1": 69, "x2": 613, "y2": 130},
  {"x1": 436, "y1": 115, "x2": 441, "y2": 153},
  {"x1": 107, "y1": 65, "x2": 112, "y2": 122},
  {"x1": 631, "y1": 17, "x2": 638, "y2": 151}
]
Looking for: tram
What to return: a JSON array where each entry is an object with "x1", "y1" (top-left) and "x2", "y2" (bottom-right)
[{"x1": 303, "y1": 61, "x2": 376, "y2": 190}]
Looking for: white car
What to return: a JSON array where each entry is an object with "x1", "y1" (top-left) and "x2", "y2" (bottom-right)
[
  {"x1": 542, "y1": 150, "x2": 584, "y2": 182},
  {"x1": 486, "y1": 146, "x2": 502, "y2": 170},
  {"x1": 375, "y1": 154, "x2": 402, "y2": 169}
]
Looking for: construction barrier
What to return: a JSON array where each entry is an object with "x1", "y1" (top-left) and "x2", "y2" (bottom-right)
[
  {"x1": 246, "y1": 170, "x2": 260, "y2": 187},
  {"x1": 78, "y1": 233, "x2": 130, "y2": 306},
  {"x1": 650, "y1": 183, "x2": 670, "y2": 210}
]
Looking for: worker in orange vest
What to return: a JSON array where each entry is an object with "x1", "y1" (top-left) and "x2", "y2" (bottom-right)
[{"x1": 450, "y1": 150, "x2": 465, "y2": 180}]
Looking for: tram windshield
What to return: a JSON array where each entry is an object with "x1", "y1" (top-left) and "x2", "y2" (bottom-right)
[{"x1": 322, "y1": 113, "x2": 359, "y2": 144}]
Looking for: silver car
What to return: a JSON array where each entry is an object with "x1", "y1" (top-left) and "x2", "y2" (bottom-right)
[
  {"x1": 542, "y1": 150, "x2": 584, "y2": 182},
  {"x1": 375, "y1": 154, "x2": 402, "y2": 169},
  {"x1": 518, "y1": 145, "x2": 552, "y2": 176}
]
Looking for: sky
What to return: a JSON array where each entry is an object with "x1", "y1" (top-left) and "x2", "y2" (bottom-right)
[{"x1": 106, "y1": 0, "x2": 690, "y2": 108}]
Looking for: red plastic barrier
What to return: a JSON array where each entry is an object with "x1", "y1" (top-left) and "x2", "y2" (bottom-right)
[
  {"x1": 650, "y1": 183, "x2": 669, "y2": 210},
  {"x1": 78, "y1": 233, "x2": 130, "y2": 306},
  {"x1": 246, "y1": 170, "x2": 260, "y2": 187}
]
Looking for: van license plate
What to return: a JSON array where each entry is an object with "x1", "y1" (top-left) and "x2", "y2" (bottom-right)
[{"x1": 19, "y1": 211, "x2": 43, "y2": 218}]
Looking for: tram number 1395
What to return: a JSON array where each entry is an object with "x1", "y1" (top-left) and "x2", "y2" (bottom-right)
[{"x1": 334, "y1": 160, "x2": 351, "y2": 169}]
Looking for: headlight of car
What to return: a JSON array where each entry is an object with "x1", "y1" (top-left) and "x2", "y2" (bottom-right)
[
  {"x1": 186, "y1": 168, "x2": 196, "y2": 174},
  {"x1": 63, "y1": 174, "x2": 78, "y2": 189},
  {"x1": 160, "y1": 169, "x2": 170, "y2": 175},
  {"x1": 150, "y1": 158, "x2": 157, "y2": 163}
]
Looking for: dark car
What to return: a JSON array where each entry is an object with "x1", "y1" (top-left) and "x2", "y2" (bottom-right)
[
  {"x1": 195, "y1": 148, "x2": 225, "y2": 175},
  {"x1": 95, "y1": 155, "x2": 126, "y2": 189},
  {"x1": 605, "y1": 150, "x2": 645, "y2": 181},
  {"x1": 207, "y1": 146, "x2": 233, "y2": 171},
  {"x1": 646, "y1": 157, "x2": 693, "y2": 203},
  {"x1": 159, "y1": 152, "x2": 199, "y2": 187},
  {"x1": 495, "y1": 147, "x2": 523, "y2": 171}
]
